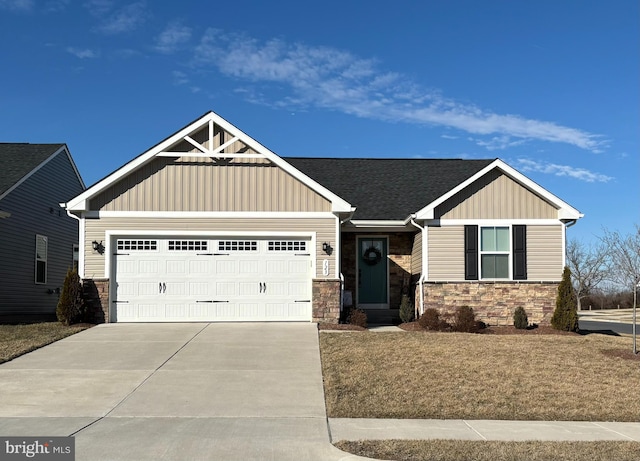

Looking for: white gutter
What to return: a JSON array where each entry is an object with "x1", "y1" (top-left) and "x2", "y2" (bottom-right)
[
  {"x1": 409, "y1": 217, "x2": 426, "y2": 317},
  {"x1": 61, "y1": 203, "x2": 85, "y2": 278}
]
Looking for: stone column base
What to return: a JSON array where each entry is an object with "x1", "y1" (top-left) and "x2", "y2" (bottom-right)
[
  {"x1": 83, "y1": 278, "x2": 109, "y2": 323},
  {"x1": 312, "y1": 279, "x2": 341, "y2": 324}
]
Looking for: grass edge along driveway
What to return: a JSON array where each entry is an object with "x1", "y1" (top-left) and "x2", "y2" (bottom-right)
[{"x1": 0, "y1": 322, "x2": 91, "y2": 364}]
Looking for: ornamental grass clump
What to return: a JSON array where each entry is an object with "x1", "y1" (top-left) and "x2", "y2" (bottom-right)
[{"x1": 347, "y1": 308, "x2": 368, "y2": 329}]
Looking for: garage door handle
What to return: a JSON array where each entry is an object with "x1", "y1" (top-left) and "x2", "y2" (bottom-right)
[
  {"x1": 196, "y1": 300, "x2": 229, "y2": 303},
  {"x1": 295, "y1": 300, "x2": 311, "y2": 303}
]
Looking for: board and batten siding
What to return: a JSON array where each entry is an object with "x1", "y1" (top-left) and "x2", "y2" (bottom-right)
[
  {"x1": 426, "y1": 224, "x2": 564, "y2": 282},
  {"x1": 83, "y1": 217, "x2": 337, "y2": 279},
  {"x1": 89, "y1": 157, "x2": 331, "y2": 213},
  {"x1": 527, "y1": 225, "x2": 564, "y2": 281},
  {"x1": 427, "y1": 226, "x2": 465, "y2": 281},
  {"x1": 0, "y1": 151, "x2": 84, "y2": 317},
  {"x1": 435, "y1": 170, "x2": 558, "y2": 220},
  {"x1": 411, "y1": 231, "x2": 422, "y2": 276}
]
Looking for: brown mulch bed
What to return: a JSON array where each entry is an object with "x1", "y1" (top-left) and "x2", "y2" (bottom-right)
[{"x1": 398, "y1": 321, "x2": 578, "y2": 336}]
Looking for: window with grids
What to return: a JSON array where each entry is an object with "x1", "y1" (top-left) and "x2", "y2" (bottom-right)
[
  {"x1": 218, "y1": 240, "x2": 257, "y2": 251},
  {"x1": 168, "y1": 240, "x2": 208, "y2": 251},
  {"x1": 268, "y1": 240, "x2": 307, "y2": 252},
  {"x1": 35, "y1": 235, "x2": 47, "y2": 284},
  {"x1": 117, "y1": 239, "x2": 158, "y2": 251},
  {"x1": 480, "y1": 227, "x2": 510, "y2": 279}
]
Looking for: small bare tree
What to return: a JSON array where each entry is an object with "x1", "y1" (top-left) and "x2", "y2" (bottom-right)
[
  {"x1": 600, "y1": 224, "x2": 640, "y2": 353},
  {"x1": 566, "y1": 238, "x2": 609, "y2": 311}
]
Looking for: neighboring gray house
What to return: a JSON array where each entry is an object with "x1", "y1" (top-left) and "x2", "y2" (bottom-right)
[
  {"x1": 64, "y1": 111, "x2": 582, "y2": 326},
  {"x1": 0, "y1": 144, "x2": 85, "y2": 322}
]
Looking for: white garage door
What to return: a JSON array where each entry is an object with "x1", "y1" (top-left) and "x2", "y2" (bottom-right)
[{"x1": 113, "y1": 238, "x2": 312, "y2": 322}]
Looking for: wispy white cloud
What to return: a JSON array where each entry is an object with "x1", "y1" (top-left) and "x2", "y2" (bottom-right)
[
  {"x1": 472, "y1": 135, "x2": 526, "y2": 151},
  {"x1": 0, "y1": 0, "x2": 33, "y2": 11},
  {"x1": 440, "y1": 134, "x2": 458, "y2": 140},
  {"x1": 193, "y1": 31, "x2": 606, "y2": 153},
  {"x1": 514, "y1": 158, "x2": 613, "y2": 183},
  {"x1": 172, "y1": 70, "x2": 189, "y2": 86},
  {"x1": 44, "y1": 0, "x2": 69, "y2": 12},
  {"x1": 93, "y1": 1, "x2": 146, "y2": 34},
  {"x1": 66, "y1": 47, "x2": 99, "y2": 59},
  {"x1": 155, "y1": 21, "x2": 191, "y2": 54}
]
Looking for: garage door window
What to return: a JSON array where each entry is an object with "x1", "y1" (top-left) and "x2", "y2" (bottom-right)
[
  {"x1": 218, "y1": 240, "x2": 257, "y2": 251},
  {"x1": 168, "y1": 240, "x2": 208, "y2": 251},
  {"x1": 268, "y1": 240, "x2": 307, "y2": 252},
  {"x1": 117, "y1": 240, "x2": 158, "y2": 251}
]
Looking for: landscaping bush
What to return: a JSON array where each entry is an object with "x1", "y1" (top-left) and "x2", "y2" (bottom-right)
[
  {"x1": 399, "y1": 294, "x2": 414, "y2": 323},
  {"x1": 347, "y1": 308, "x2": 368, "y2": 328},
  {"x1": 453, "y1": 305, "x2": 479, "y2": 333},
  {"x1": 418, "y1": 308, "x2": 442, "y2": 330},
  {"x1": 513, "y1": 306, "x2": 528, "y2": 329},
  {"x1": 551, "y1": 266, "x2": 579, "y2": 332},
  {"x1": 56, "y1": 268, "x2": 84, "y2": 326}
]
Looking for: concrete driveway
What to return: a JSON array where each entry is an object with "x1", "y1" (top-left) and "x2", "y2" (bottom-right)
[{"x1": 0, "y1": 323, "x2": 366, "y2": 461}]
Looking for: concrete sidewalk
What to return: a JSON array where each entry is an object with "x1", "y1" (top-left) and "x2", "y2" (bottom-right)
[{"x1": 329, "y1": 418, "x2": 640, "y2": 442}]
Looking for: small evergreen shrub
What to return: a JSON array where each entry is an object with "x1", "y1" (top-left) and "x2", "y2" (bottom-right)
[
  {"x1": 56, "y1": 268, "x2": 84, "y2": 326},
  {"x1": 399, "y1": 294, "x2": 415, "y2": 323},
  {"x1": 453, "y1": 305, "x2": 479, "y2": 333},
  {"x1": 418, "y1": 308, "x2": 442, "y2": 330},
  {"x1": 551, "y1": 266, "x2": 579, "y2": 332},
  {"x1": 347, "y1": 308, "x2": 368, "y2": 328},
  {"x1": 513, "y1": 306, "x2": 528, "y2": 329}
]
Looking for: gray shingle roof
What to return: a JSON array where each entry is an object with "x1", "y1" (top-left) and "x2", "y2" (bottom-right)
[
  {"x1": 0, "y1": 143, "x2": 65, "y2": 197},
  {"x1": 285, "y1": 157, "x2": 495, "y2": 220}
]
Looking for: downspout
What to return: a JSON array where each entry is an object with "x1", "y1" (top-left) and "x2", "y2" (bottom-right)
[
  {"x1": 409, "y1": 217, "x2": 425, "y2": 318},
  {"x1": 338, "y1": 208, "x2": 356, "y2": 316},
  {"x1": 62, "y1": 203, "x2": 84, "y2": 278}
]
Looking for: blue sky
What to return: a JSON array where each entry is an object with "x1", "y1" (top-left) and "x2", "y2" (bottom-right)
[{"x1": 1, "y1": 0, "x2": 637, "y2": 244}]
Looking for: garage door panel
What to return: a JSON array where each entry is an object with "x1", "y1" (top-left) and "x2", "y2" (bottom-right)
[{"x1": 113, "y1": 237, "x2": 312, "y2": 322}]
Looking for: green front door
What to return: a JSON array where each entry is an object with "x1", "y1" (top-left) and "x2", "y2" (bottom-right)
[{"x1": 358, "y1": 237, "x2": 388, "y2": 307}]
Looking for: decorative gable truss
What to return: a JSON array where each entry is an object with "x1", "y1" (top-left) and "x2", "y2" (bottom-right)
[{"x1": 64, "y1": 111, "x2": 353, "y2": 215}]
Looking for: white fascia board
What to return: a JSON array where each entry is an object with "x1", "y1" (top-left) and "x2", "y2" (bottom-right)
[
  {"x1": 343, "y1": 220, "x2": 414, "y2": 232},
  {"x1": 415, "y1": 159, "x2": 583, "y2": 221},
  {"x1": 428, "y1": 218, "x2": 563, "y2": 226},
  {"x1": 85, "y1": 211, "x2": 338, "y2": 219},
  {"x1": 65, "y1": 111, "x2": 352, "y2": 213}
]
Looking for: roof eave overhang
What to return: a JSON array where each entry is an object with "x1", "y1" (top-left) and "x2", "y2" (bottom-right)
[
  {"x1": 65, "y1": 111, "x2": 353, "y2": 213},
  {"x1": 414, "y1": 159, "x2": 583, "y2": 222},
  {"x1": 342, "y1": 219, "x2": 415, "y2": 232}
]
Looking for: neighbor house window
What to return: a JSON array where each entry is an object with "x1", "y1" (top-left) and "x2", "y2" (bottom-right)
[
  {"x1": 35, "y1": 235, "x2": 48, "y2": 284},
  {"x1": 480, "y1": 227, "x2": 510, "y2": 279},
  {"x1": 72, "y1": 244, "x2": 79, "y2": 271}
]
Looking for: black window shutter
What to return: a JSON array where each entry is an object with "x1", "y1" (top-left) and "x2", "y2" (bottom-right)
[
  {"x1": 464, "y1": 225, "x2": 478, "y2": 280},
  {"x1": 513, "y1": 225, "x2": 527, "y2": 280}
]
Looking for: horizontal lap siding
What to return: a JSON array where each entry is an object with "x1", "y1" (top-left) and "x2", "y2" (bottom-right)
[
  {"x1": 427, "y1": 226, "x2": 464, "y2": 281},
  {"x1": 527, "y1": 225, "x2": 563, "y2": 281},
  {"x1": 435, "y1": 170, "x2": 557, "y2": 219},
  {"x1": 89, "y1": 157, "x2": 331, "y2": 213},
  {"x1": 83, "y1": 217, "x2": 337, "y2": 279},
  {"x1": 0, "y1": 152, "x2": 84, "y2": 316}
]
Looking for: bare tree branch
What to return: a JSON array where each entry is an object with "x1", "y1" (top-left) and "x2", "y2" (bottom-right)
[{"x1": 566, "y1": 238, "x2": 610, "y2": 310}]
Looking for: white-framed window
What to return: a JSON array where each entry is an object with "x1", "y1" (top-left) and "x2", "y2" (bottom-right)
[
  {"x1": 480, "y1": 226, "x2": 510, "y2": 279},
  {"x1": 268, "y1": 240, "x2": 307, "y2": 252},
  {"x1": 168, "y1": 240, "x2": 208, "y2": 251},
  {"x1": 218, "y1": 240, "x2": 257, "y2": 252},
  {"x1": 117, "y1": 239, "x2": 158, "y2": 251},
  {"x1": 35, "y1": 234, "x2": 47, "y2": 284}
]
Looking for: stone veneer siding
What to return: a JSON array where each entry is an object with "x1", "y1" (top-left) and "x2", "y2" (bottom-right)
[
  {"x1": 83, "y1": 278, "x2": 109, "y2": 323},
  {"x1": 420, "y1": 282, "x2": 558, "y2": 326},
  {"x1": 313, "y1": 279, "x2": 341, "y2": 324}
]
